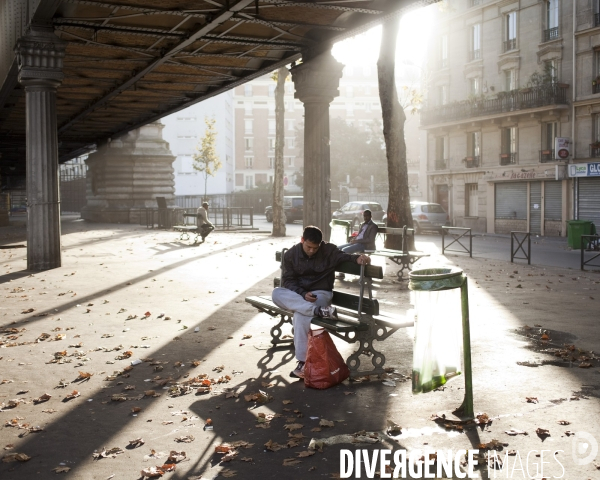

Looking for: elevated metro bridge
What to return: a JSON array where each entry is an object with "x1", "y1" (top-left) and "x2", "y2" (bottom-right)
[{"x1": 0, "y1": 0, "x2": 433, "y2": 270}]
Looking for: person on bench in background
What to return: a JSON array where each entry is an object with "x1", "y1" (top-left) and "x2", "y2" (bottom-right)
[
  {"x1": 272, "y1": 226, "x2": 371, "y2": 379},
  {"x1": 197, "y1": 201, "x2": 215, "y2": 243},
  {"x1": 335, "y1": 209, "x2": 378, "y2": 280}
]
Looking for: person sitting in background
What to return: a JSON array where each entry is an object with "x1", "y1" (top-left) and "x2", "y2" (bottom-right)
[
  {"x1": 336, "y1": 209, "x2": 378, "y2": 254},
  {"x1": 196, "y1": 201, "x2": 214, "y2": 243}
]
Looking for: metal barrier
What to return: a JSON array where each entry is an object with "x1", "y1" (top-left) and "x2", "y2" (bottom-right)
[
  {"x1": 581, "y1": 235, "x2": 600, "y2": 271},
  {"x1": 442, "y1": 227, "x2": 472, "y2": 257},
  {"x1": 174, "y1": 207, "x2": 254, "y2": 230},
  {"x1": 511, "y1": 231, "x2": 531, "y2": 264}
]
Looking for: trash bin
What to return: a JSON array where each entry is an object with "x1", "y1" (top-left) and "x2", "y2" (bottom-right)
[
  {"x1": 567, "y1": 220, "x2": 595, "y2": 249},
  {"x1": 408, "y1": 267, "x2": 466, "y2": 394}
]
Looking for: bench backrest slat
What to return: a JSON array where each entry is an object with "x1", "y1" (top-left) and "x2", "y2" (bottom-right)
[
  {"x1": 275, "y1": 252, "x2": 382, "y2": 279},
  {"x1": 332, "y1": 291, "x2": 379, "y2": 315}
]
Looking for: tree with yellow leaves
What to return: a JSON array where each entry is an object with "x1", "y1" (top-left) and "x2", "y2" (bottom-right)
[{"x1": 193, "y1": 116, "x2": 222, "y2": 201}]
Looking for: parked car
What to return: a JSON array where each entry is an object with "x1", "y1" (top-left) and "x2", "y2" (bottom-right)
[
  {"x1": 265, "y1": 197, "x2": 340, "y2": 223},
  {"x1": 382, "y1": 201, "x2": 449, "y2": 233},
  {"x1": 332, "y1": 201, "x2": 385, "y2": 228}
]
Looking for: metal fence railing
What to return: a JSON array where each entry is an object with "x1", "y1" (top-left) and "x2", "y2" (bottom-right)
[
  {"x1": 442, "y1": 227, "x2": 472, "y2": 257},
  {"x1": 581, "y1": 235, "x2": 600, "y2": 271},
  {"x1": 171, "y1": 207, "x2": 254, "y2": 230},
  {"x1": 511, "y1": 231, "x2": 531, "y2": 264}
]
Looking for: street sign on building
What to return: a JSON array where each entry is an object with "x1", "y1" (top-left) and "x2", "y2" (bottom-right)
[{"x1": 554, "y1": 137, "x2": 571, "y2": 160}]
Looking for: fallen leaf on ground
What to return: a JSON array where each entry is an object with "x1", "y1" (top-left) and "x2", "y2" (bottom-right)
[
  {"x1": 240, "y1": 457, "x2": 253, "y2": 462},
  {"x1": 174, "y1": 435, "x2": 194, "y2": 443},
  {"x1": 284, "y1": 423, "x2": 303, "y2": 432},
  {"x1": 52, "y1": 466, "x2": 70, "y2": 473},
  {"x1": 76, "y1": 371, "x2": 93, "y2": 380},
  {"x1": 129, "y1": 438, "x2": 145, "y2": 447},
  {"x1": 505, "y1": 428, "x2": 528, "y2": 436},
  {"x1": 557, "y1": 420, "x2": 570, "y2": 425},
  {"x1": 283, "y1": 458, "x2": 302, "y2": 466},
  {"x1": 167, "y1": 451, "x2": 186, "y2": 462},
  {"x1": 526, "y1": 397, "x2": 538, "y2": 404},
  {"x1": 264, "y1": 440, "x2": 284, "y2": 451},
  {"x1": 33, "y1": 393, "x2": 52, "y2": 404},
  {"x1": 2, "y1": 453, "x2": 30, "y2": 462},
  {"x1": 283, "y1": 399, "x2": 293, "y2": 405},
  {"x1": 579, "y1": 362, "x2": 592, "y2": 368},
  {"x1": 297, "y1": 450, "x2": 316, "y2": 458},
  {"x1": 65, "y1": 390, "x2": 80, "y2": 400},
  {"x1": 536, "y1": 428, "x2": 550, "y2": 437},
  {"x1": 140, "y1": 466, "x2": 164, "y2": 478},
  {"x1": 220, "y1": 469, "x2": 236, "y2": 477},
  {"x1": 319, "y1": 419, "x2": 335, "y2": 427}
]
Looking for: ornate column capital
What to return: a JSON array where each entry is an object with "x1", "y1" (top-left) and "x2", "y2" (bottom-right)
[
  {"x1": 15, "y1": 26, "x2": 67, "y2": 88},
  {"x1": 290, "y1": 51, "x2": 344, "y2": 105}
]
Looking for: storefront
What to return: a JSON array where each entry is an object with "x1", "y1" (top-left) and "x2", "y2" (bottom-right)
[
  {"x1": 485, "y1": 165, "x2": 568, "y2": 236},
  {"x1": 569, "y1": 163, "x2": 600, "y2": 228}
]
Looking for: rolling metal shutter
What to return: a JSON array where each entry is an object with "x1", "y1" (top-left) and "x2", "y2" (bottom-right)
[
  {"x1": 544, "y1": 181, "x2": 562, "y2": 221},
  {"x1": 579, "y1": 178, "x2": 600, "y2": 227},
  {"x1": 495, "y1": 182, "x2": 527, "y2": 219},
  {"x1": 530, "y1": 182, "x2": 541, "y2": 234}
]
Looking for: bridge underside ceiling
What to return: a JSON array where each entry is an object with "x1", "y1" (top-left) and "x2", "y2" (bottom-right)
[{"x1": 0, "y1": 0, "x2": 433, "y2": 172}]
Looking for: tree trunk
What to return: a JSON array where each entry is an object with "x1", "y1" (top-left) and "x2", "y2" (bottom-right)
[
  {"x1": 377, "y1": 18, "x2": 414, "y2": 250},
  {"x1": 272, "y1": 66, "x2": 289, "y2": 237}
]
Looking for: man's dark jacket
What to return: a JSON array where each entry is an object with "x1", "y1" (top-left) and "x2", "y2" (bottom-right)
[
  {"x1": 282, "y1": 242, "x2": 359, "y2": 298},
  {"x1": 353, "y1": 220, "x2": 378, "y2": 250}
]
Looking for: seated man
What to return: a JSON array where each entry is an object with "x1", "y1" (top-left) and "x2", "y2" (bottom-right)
[
  {"x1": 336, "y1": 209, "x2": 378, "y2": 254},
  {"x1": 196, "y1": 201, "x2": 215, "y2": 243},
  {"x1": 272, "y1": 226, "x2": 371, "y2": 379}
]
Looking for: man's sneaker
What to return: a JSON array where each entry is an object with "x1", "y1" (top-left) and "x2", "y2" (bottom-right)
[
  {"x1": 290, "y1": 361, "x2": 305, "y2": 379},
  {"x1": 316, "y1": 305, "x2": 338, "y2": 320}
]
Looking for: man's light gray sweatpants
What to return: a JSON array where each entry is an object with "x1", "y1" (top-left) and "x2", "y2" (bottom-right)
[{"x1": 271, "y1": 287, "x2": 333, "y2": 362}]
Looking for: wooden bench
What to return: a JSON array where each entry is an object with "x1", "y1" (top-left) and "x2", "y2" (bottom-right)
[
  {"x1": 245, "y1": 250, "x2": 414, "y2": 377},
  {"x1": 367, "y1": 226, "x2": 429, "y2": 280}
]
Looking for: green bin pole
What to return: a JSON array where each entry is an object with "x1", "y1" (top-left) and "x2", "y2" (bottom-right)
[{"x1": 455, "y1": 277, "x2": 474, "y2": 419}]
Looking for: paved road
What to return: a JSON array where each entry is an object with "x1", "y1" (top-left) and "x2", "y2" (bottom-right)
[{"x1": 251, "y1": 215, "x2": 600, "y2": 273}]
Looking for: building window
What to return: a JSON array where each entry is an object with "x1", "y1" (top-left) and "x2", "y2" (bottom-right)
[
  {"x1": 244, "y1": 84, "x2": 252, "y2": 97},
  {"x1": 269, "y1": 120, "x2": 276, "y2": 135},
  {"x1": 540, "y1": 122, "x2": 557, "y2": 162},
  {"x1": 245, "y1": 175, "x2": 254, "y2": 189},
  {"x1": 440, "y1": 34, "x2": 448, "y2": 67},
  {"x1": 245, "y1": 120, "x2": 253, "y2": 134},
  {"x1": 544, "y1": 0, "x2": 559, "y2": 42},
  {"x1": 438, "y1": 85, "x2": 448, "y2": 106},
  {"x1": 544, "y1": 59, "x2": 558, "y2": 82},
  {"x1": 467, "y1": 131, "x2": 481, "y2": 167},
  {"x1": 347, "y1": 103, "x2": 354, "y2": 116},
  {"x1": 470, "y1": 24, "x2": 481, "y2": 60},
  {"x1": 504, "y1": 12, "x2": 517, "y2": 51},
  {"x1": 287, "y1": 157, "x2": 294, "y2": 167},
  {"x1": 435, "y1": 137, "x2": 446, "y2": 170},
  {"x1": 287, "y1": 119, "x2": 295, "y2": 131},
  {"x1": 244, "y1": 103, "x2": 252, "y2": 115},
  {"x1": 286, "y1": 137, "x2": 295, "y2": 149},
  {"x1": 347, "y1": 86, "x2": 354, "y2": 97},
  {"x1": 500, "y1": 127, "x2": 518, "y2": 164},
  {"x1": 504, "y1": 69, "x2": 516, "y2": 91},
  {"x1": 269, "y1": 157, "x2": 275, "y2": 168},
  {"x1": 269, "y1": 138, "x2": 276, "y2": 150},
  {"x1": 235, "y1": 173, "x2": 244, "y2": 186},
  {"x1": 469, "y1": 77, "x2": 480, "y2": 95},
  {"x1": 465, "y1": 184, "x2": 479, "y2": 217},
  {"x1": 244, "y1": 138, "x2": 253, "y2": 151},
  {"x1": 268, "y1": 102, "x2": 275, "y2": 115},
  {"x1": 268, "y1": 85, "x2": 275, "y2": 97},
  {"x1": 365, "y1": 102, "x2": 372, "y2": 112},
  {"x1": 244, "y1": 156, "x2": 253, "y2": 169}
]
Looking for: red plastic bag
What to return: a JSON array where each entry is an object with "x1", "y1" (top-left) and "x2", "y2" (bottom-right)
[{"x1": 304, "y1": 328, "x2": 350, "y2": 389}]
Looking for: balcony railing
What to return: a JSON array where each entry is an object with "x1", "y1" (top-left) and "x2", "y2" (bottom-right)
[
  {"x1": 596, "y1": 13, "x2": 600, "y2": 27},
  {"x1": 503, "y1": 38, "x2": 517, "y2": 52},
  {"x1": 470, "y1": 0, "x2": 481, "y2": 6},
  {"x1": 539, "y1": 149, "x2": 555, "y2": 163},
  {"x1": 542, "y1": 27, "x2": 559, "y2": 42},
  {"x1": 499, "y1": 152, "x2": 517, "y2": 165},
  {"x1": 469, "y1": 49, "x2": 481, "y2": 61},
  {"x1": 421, "y1": 83, "x2": 569, "y2": 126},
  {"x1": 591, "y1": 145, "x2": 600, "y2": 158},
  {"x1": 435, "y1": 159, "x2": 447, "y2": 170},
  {"x1": 464, "y1": 156, "x2": 480, "y2": 168}
]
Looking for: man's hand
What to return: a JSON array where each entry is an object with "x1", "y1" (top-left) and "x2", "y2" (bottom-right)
[
  {"x1": 304, "y1": 292, "x2": 317, "y2": 303},
  {"x1": 356, "y1": 254, "x2": 371, "y2": 265}
]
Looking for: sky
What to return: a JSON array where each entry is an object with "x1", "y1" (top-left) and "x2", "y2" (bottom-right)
[{"x1": 331, "y1": 3, "x2": 436, "y2": 71}]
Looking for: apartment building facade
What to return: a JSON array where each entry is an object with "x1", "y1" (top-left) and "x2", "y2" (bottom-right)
[
  {"x1": 421, "y1": 0, "x2": 600, "y2": 236},
  {"x1": 162, "y1": 91, "x2": 235, "y2": 197},
  {"x1": 233, "y1": 66, "x2": 426, "y2": 206}
]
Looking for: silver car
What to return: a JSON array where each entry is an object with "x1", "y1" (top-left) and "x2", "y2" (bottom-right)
[
  {"x1": 411, "y1": 201, "x2": 448, "y2": 233},
  {"x1": 332, "y1": 201, "x2": 386, "y2": 228}
]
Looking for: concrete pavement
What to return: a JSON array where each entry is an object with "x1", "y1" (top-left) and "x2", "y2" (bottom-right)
[{"x1": 0, "y1": 217, "x2": 599, "y2": 479}]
